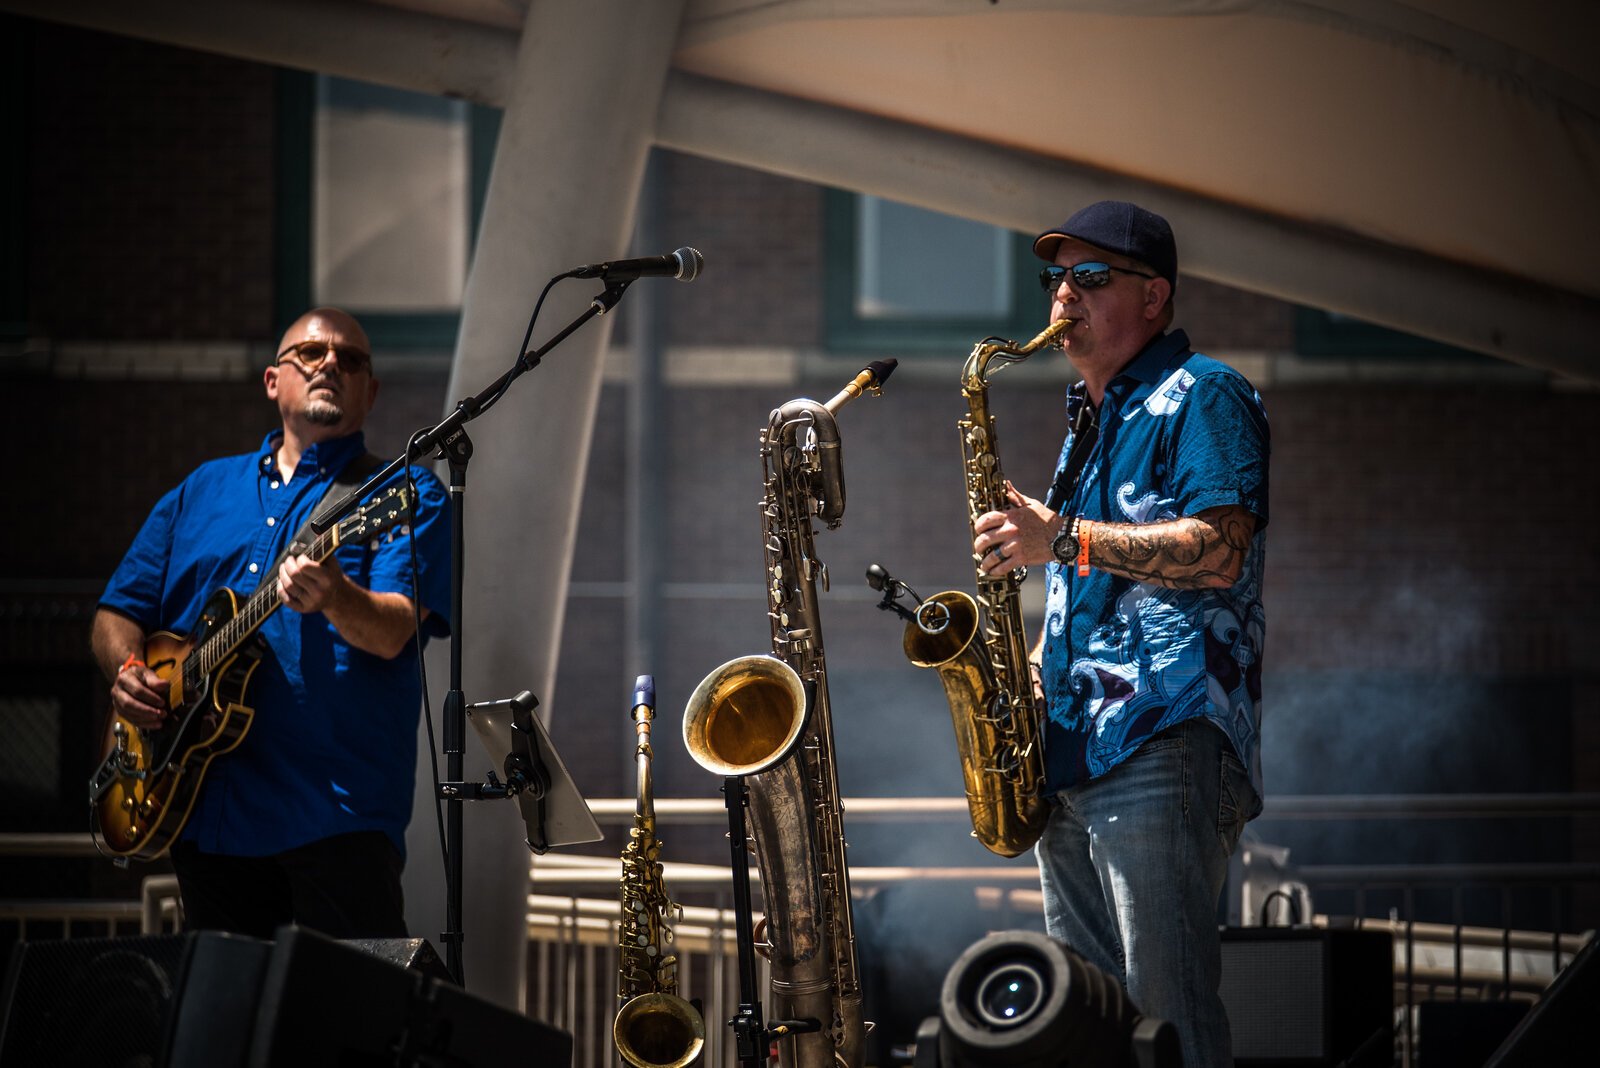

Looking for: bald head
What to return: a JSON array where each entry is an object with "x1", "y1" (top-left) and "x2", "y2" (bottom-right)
[
  {"x1": 266, "y1": 306, "x2": 380, "y2": 447},
  {"x1": 277, "y1": 307, "x2": 371, "y2": 362}
]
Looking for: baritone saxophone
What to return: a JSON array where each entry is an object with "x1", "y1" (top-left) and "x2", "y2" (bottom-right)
[
  {"x1": 902, "y1": 319, "x2": 1072, "y2": 857},
  {"x1": 615, "y1": 675, "x2": 705, "y2": 1068},
  {"x1": 682, "y1": 359, "x2": 897, "y2": 1068}
]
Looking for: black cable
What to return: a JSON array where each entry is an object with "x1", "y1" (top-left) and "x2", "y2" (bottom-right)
[
  {"x1": 473, "y1": 272, "x2": 572, "y2": 417},
  {"x1": 402, "y1": 428, "x2": 451, "y2": 898},
  {"x1": 1259, "y1": 887, "x2": 1303, "y2": 927}
]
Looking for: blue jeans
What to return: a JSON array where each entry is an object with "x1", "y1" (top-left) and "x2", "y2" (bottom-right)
[{"x1": 1036, "y1": 718, "x2": 1255, "y2": 1068}]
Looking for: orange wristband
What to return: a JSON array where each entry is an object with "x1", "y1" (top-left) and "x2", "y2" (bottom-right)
[
  {"x1": 118, "y1": 653, "x2": 145, "y2": 676},
  {"x1": 1076, "y1": 520, "x2": 1091, "y2": 577}
]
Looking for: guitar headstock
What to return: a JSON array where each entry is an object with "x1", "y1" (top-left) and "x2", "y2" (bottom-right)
[{"x1": 337, "y1": 484, "x2": 413, "y2": 546}]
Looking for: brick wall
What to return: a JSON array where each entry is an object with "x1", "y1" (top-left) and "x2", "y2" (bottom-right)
[
  {"x1": 23, "y1": 21, "x2": 277, "y2": 340},
  {"x1": 658, "y1": 152, "x2": 824, "y2": 347}
]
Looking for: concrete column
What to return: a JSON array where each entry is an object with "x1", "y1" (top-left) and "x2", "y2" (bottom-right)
[{"x1": 403, "y1": 0, "x2": 687, "y2": 1012}]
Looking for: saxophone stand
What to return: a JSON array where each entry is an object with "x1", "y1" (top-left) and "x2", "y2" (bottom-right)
[
  {"x1": 305, "y1": 278, "x2": 626, "y2": 987},
  {"x1": 722, "y1": 775, "x2": 821, "y2": 1068}
]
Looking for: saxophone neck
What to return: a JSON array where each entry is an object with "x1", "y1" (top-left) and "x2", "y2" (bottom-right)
[
  {"x1": 770, "y1": 359, "x2": 899, "y2": 528},
  {"x1": 631, "y1": 675, "x2": 656, "y2": 824},
  {"x1": 963, "y1": 318, "x2": 1075, "y2": 389}
]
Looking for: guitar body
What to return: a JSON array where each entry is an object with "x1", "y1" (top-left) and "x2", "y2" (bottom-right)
[{"x1": 91, "y1": 587, "x2": 266, "y2": 860}]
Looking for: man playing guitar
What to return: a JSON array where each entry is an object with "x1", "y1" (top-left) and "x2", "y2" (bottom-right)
[{"x1": 91, "y1": 307, "x2": 452, "y2": 939}]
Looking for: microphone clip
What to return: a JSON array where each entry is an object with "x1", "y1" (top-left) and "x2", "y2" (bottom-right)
[
  {"x1": 865, "y1": 563, "x2": 922, "y2": 625},
  {"x1": 590, "y1": 279, "x2": 631, "y2": 316}
]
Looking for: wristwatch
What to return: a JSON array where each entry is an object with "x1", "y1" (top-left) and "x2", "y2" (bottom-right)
[{"x1": 1050, "y1": 516, "x2": 1080, "y2": 565}]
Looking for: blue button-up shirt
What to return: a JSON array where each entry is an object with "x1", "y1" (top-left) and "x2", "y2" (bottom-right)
[
  {"x1": 100, "y1": 431, "x2": 452, "y2": 856},
  {"x1": 1040, "y1": 330, "x2": 1269, "y2": 811}
]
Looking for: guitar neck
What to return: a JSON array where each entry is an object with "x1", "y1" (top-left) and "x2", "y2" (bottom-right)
[{"x1": 191, "y1": 524, "x2": 343, "y2": 682}]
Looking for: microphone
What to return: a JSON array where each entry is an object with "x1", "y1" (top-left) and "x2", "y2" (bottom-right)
[
  {"x1": 571, "y1": 247, "x2": 704, "y2": 282},
  {"x1": 865, "y1": 563, "x2": 899, "y2": 595}
]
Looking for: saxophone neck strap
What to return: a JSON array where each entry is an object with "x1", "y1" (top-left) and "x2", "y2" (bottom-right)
[{"x1": 1044, "y1": 384, "x2": 1099, "y2": 513}]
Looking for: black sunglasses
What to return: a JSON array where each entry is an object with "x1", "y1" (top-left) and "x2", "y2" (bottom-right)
[
  {"x1": 275, "y1": 339, "x2": 372, "y2": 374},
  {"x1": 1039, "y1": 262, "x2": 1158, "y2": 291}
]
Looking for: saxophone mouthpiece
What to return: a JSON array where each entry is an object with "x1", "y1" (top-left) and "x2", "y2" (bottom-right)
[
  {"x1": 632, "y1": 675, "x2": 655, "y2": 711},
  {"x1": 824, "y1": 358, "x2": 899, "y2": 412}
]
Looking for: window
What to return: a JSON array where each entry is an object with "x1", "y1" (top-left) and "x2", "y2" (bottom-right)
[
  {"x1": 277, "y1": 72, "x2": 499, "y2": 350},
  {"x1": 313, "y1": 78, "x2": 469, "y2": 313},
  {"x1": 825, "y1": 189, "x2": 1042, "y2": 352}
]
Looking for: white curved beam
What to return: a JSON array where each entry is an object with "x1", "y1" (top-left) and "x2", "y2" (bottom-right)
[{"x1": 654, "y1": 72, "x2": 1600, "y2": 382}]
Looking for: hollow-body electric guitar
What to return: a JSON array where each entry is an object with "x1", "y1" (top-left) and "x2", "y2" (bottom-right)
[{"x1": 89, "y1": 484, "x2": 413, "y2": 860}]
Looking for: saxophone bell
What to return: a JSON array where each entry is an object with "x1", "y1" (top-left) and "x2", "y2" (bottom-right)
[
  {"x1": 682, "y1": 655, "x2": 808, "y2": 778},
  {"x1": 615, "y1": 992, "x2": 705, "y2": 1068},
  {"x1": 903, "y1": 591, "x2": 980, "y2": 669}
]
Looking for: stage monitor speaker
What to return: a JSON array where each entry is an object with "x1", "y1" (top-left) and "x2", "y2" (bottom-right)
[
  {"x1": 0, "y1": 928, "x2": 557, "y2": 1068},
  {"x1": 1484, "y1": 933, "x2": 1598, "y2": 1067},
  {"x1": 0, "y1": 929, "x2": 271, "y2": 1068},
  {"x1": 248, "y1": 926, "x2": 572, "y2": 1068},
  {"x1": 1219, "y1": 926, "x2": 1394, "y2": 1067},
  {"x1": 341, "y1": 936, "x2": 453, "y2": 984}
]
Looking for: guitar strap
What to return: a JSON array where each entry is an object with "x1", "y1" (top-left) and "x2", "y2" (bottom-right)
[{"x1": 267, "y1": 451, "x2": 386, "y2": 578}]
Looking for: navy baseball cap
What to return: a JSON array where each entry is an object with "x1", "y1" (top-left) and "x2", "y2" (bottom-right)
[{"x1": 1033, "y1": 200, "x2": 1178, "y2": 290}]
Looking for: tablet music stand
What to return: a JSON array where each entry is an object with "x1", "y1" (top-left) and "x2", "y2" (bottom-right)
[{"x1": 458, "y1": 690, "x2": 602, "y2": 854}]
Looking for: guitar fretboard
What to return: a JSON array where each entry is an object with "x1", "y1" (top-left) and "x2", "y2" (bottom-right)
[
  {"x1": 183, "y1": 524, "x2": 344, "y2": 692},
  {"x1": 172, "y1": 486, "x2": 409, "y2": 695}
]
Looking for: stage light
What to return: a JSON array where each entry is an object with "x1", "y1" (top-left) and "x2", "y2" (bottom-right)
[{"x1": 913, "y1": 930, "x2": 1181, "y2": 1068}]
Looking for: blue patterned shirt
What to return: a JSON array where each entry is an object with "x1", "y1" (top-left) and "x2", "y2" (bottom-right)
[
  {"x1": 1039, "y1": 330, "x2": 1269, "y2": 811},
  {"x1": 100, "y1": 431, "x2": 452, "y2": 856}
]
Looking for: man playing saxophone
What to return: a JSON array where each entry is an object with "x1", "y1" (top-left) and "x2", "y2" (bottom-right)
[{"x1": 971, "y1": 200, "x2": 1269, "y2": 1068}]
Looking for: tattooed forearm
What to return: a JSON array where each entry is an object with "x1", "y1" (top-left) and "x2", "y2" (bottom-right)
[{"x1": 1085, "y1": 505, "x2": 1256, "y2": 588}]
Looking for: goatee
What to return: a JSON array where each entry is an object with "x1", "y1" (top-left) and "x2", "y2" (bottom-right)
[{"x1": 305, "y1": 399, "x2": 345, "y2": 426}]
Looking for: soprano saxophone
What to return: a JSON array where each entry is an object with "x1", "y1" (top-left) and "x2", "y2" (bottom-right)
[
  {"x1": 616, "y1": 675, "x2": 706, "y2": 1068},
  {"x1": 683, "y1": 360, "x2": 897, "y2": 1068},
  {"x1": 902, "y1": 319, "x2": 1072, "y2": 857}
]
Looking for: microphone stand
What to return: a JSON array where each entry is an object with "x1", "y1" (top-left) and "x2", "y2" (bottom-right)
[{"x1": 306, "y1": 277, "x2": 632, "y2": 986}]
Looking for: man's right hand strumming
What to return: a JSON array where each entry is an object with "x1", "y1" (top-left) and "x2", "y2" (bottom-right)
[{"x1": 93, "y1": 608, "x2": 169, "y2": 728}]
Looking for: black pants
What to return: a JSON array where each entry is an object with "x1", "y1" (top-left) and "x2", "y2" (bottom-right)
[{"x1": 170, "y1": 831, "x2": 407, "y2": 941}]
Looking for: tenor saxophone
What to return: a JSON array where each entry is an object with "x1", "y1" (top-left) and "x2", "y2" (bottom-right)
[
  {"x1": 902, "y1": 319, "x2": 1072, "y2": 858},
  {"x1": 683, "y1": 360, "x2": 897, "y2": 1068},
  {"x1": 615, "y1": 675, "x2": 706, "y2": 1068}
]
